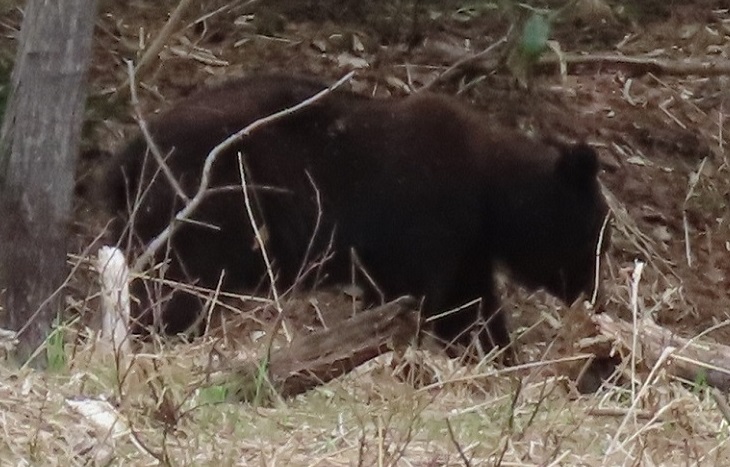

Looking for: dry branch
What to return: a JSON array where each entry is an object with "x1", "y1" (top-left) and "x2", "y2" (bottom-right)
[
  {"x1": 116, "y1": 0, "x2": 195, "y2": 99},
  {"x1": 448, "y1": 51, "x2": 730, "y2": 80},
  {"x1": 419, "y1": 26, "x2": 512, "y2": 93},
  {"x1": 226, "y1": 296, "x2": 419, "y2": 400},
  {"x1": 536, "y1": 54, "x2": 730, "y2": 77},
  {"x1": 594, "y1": 313, "x2": 730, "y2": 390}
]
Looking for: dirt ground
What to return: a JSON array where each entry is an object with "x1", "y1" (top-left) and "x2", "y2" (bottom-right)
[{"x1": 23, "y1": 1, "x2": 730, "y2": 362}]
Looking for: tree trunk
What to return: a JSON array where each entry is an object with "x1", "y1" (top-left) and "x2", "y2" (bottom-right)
[{"x1": 0, "y1": 0, "x2": 99, "y2": 366}]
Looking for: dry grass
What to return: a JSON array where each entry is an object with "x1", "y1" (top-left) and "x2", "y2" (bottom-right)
[
  {"x1": 1, "y1": 316, "x2": 730, "y2": 466},
  {"x1": 4, "y1": 1, "x2": 730, "y2": 465}
]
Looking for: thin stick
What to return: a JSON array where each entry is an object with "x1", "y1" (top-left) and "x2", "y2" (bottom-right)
[
  {"x1": 294, "y1": 170, "x2": 324, "y2": 286},
  {"x1": 629, "y1": 260, "x2": 645, "y2": 403},
  {"x1": 117, "y1": 0, "x2": 195, "y2": 97},
  {"x1": 350, "y1": 248, "x2": 385, "y2": 305},
  {"x1": 418, "y1": 26, "x2": 513, "y2": 93},
  {"x1": 682, "y1": 213, "x2": 692, "y2": 267},
  {"x1": 587, "y1": 407, "x2": 656, "y2": 420},
  {"x1": 185, "y1": 1, "x2": 257, "y2": 30},
  {"x1": 681, "y1": 157, "x2": 707, "y2": 267},
  {"x1": 237, "y1": 151, "x2": 291, "y2": 342},
  {"x1": 132, "y1": 71, "x2": 355, "y2": 273},
  {"x1": 127, "y1": 60, "x2": 189, "y2": 203},
  {"x1": 425, "y1": 298, "x2": 481, "y2": 322},
  {"x1": 590, "y1": 211, "x2": 612, "y2": 305},
  {"x1": 606, "y1": 347, "x2": 675, "y2": 458},
  {"x1": 719, "y1": 102, "x2": 726, "y2": 168},
  {"x1": 535, "y1": 53, "x2": 730, "y2": 77},
  {"x1": 446, "y1": 418, "x2": 472, "y2": 467},
  {"x1": 16, "y1": 228, "x2": 110, "y2": 343},
  {"x1": 203, "y1": 270, "x2": 225, "y2": 336}
]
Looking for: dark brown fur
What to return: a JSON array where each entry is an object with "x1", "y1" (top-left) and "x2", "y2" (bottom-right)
[{"x1": 104, "y1": 74, "x2": 609, "y2": 353}]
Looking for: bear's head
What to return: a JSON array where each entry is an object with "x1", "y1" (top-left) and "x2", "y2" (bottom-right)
[{"x1": 491, "y1": 141, "x2": 610, "y2": 305}]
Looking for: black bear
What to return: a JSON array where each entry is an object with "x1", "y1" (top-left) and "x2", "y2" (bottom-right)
[{"x1": 104, "y1": 74, "x2": 609, "y2": 354}]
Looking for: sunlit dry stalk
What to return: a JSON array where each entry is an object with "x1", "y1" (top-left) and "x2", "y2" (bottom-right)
[
  {"x1": 591, "y1": 212, "x2": 612, "y2": 305},
  {"x1": 605, "y1": 346, "x2": 675, "y2": 459},
  {"x1": 682, "y1": 157, "x2": 707, "y2": 267},
  {"x1": 630, "y1": 259, "x2": 644, "y2": 403},
  {"x1": 202, "y1": 270, "x2": 225, "y2": 336},
  {"x1": 236, "y1": 151, "x2": 290, "y2": 342}
]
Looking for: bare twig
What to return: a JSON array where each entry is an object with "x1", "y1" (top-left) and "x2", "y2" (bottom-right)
[
  {"x1": 536, "y1": 54, "x2": 730, "y2": 77},
  {"x1": 629, "y1": 260, "x2": 645, "y2": 402},
  {"x1": 605, "y1": 346, "x2": 675, "y2": 458},
  {"x1": 237, "y1": 151, "x2": 291, "y2": 342},
  {"x1": 294, "y1": 170, "x2": 325, "y2": 287},
  {"x1": 120, "y1": 274, "x2": 272, "y2": 307},
  {"x1": 590, "y1": 212, "x2": 612, "y2": 306},
  {"x1": 425, "y1": 298, "x2": 481, "y2": 323},
  {"x1": 132, "y1": 71, "x2": 355, "y2": 273},
  {"x1": 587, "y1": 407, "x2": 656, "y2": 420},
  {"x1": 16, "y1": 228, "x2": 110, "y2": 356},
  {"x1": 287, "y1": 236, "x2": 336, "y2": 295},
  {"x1": 202, "y1": 270, "x2": 225, "y2": 336},
  {"x1": 682, "y1": 157, "x2": 707, "y2": 267},
  {"x1": 419, "y1": 26, "x2": 513, "y2": 93},
  {"x1": 127, "y1": 60, "x2": 189, "y2": 204},
  {"x1": 350, "y1": 248, "x2": 385, "y2": 305},
  {"x1": 720, "y1": 103, "x2": 726, "y2": 167},
  {"x1": 186, "y1": 1, "x2": 259, "y2": 30},
  {"x1": 117, "y1": 0, "x2": 195, "y2": 97},
  {"x1": 446, "y1": 418, "x2": 472, "y2": 467},
  {"x1": 441, "y1": 49, "x2": 730, "y2": 81}
]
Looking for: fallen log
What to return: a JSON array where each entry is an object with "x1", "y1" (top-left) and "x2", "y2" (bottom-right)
[
  {"x1": 224, "y1": 296, "x2": 419, "y2": 401},
  {"x1": 593, "y1": 313, "x2": 730, "y2": 391}
]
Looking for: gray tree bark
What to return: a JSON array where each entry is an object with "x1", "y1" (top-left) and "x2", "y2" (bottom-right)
[{"x1": 0, "y1": 0, "x2": 99, "y2": 366}]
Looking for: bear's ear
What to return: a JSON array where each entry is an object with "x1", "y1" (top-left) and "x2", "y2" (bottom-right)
[{"x1": 556, "y1": 143, "x2": 599, "y2": 188}]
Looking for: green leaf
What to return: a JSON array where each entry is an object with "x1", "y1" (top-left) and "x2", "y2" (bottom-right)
[
  {"x1": 46, "y1": 315, "x2": 66, "y2": 373},
  {"x1": 520, "y1": 13, "x2": 551, "y2": 58}
]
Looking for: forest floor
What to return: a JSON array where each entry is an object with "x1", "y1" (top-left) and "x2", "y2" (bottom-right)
[{"x1": 2, "y1": 0, "x2": 730, "y2": 465}]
